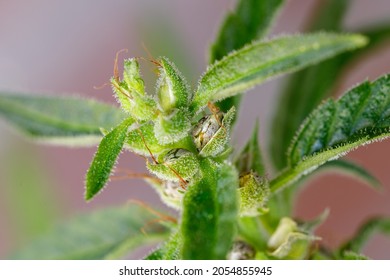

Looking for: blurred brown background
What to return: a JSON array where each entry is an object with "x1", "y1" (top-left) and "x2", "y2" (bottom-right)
[{"x1": 0, "y1": 0, "x2": 390, "y2": 259}]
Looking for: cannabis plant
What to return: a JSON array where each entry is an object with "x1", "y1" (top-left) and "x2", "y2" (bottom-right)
[{"x1": 2, "y1": 0, "x2": 390, "y2": 259}]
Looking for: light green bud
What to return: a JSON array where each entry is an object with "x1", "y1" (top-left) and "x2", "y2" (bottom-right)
[
  {"x1": 239, "y1": 172, "x2": 269, "y2": 216},
  {"x1": 156, "y1": 57, "x2": 191, "y2": 113},
  {"x1": 111, "y1": 58, "x2": 157, "y2": 121}
]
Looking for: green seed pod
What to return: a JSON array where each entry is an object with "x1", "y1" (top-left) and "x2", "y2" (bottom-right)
[
  {"x1": 267, "y1": 217, "x2": 318, "y2": 259},
  {"x1": 227, "y1": 241, "x2": 256, "y2": 260},
  {"x1": 239, "y1": 172, "x2": 269, "y2": 216},
  {"x1": 156, "y1": 57, "x2": 191, "y2": 114},
  {"x1": 154, "y1": 108, "x2": 192, "y2": 145},
  {"x1": 111, "y1": 58, "x2": 157, "y2": 121},
  {"x1": 147, "y1": 149, "x2": 200, "y2": 182},
  {"x1": 192, "y1": 106, "x2": 235, "y2": 157},
  {"x1": 146, "y1": 179, "x2": 184, "y2": 210}
]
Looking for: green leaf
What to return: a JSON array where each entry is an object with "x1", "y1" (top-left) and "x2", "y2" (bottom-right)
[
  {"x1": 212, "y1": 0, "x2": 285, "y2": 113},
  {"x1": 144, "y1": 248, "x2": 164, "y2": 260},
  {"x1": 191, "y1": 32, "x2": 367, "y2": 114},
  {"x1": 267, "y1": 0, "x2": 352, "y2": 225},
  {"x1": 181, "y1": 160, "x2": 238, "y2": 259},
  {"x1": 85, "y1": 117, "x2": 134, "y2": 200},
  {"x1": 340, "y1": 218, "x2": 390, "y2": 255},
  {"x1": 235, "y1": 120, "x2": 265, "y2": 176},
  {"x1": 270, "y1": 74, "x2": 390, "y2": 193},
  {"x1": 271, "y1": 5, "x2": 390, "y2": 171},
  {"x1": 144, "y1": 230, "x2": 182, "y2": 260},
  {"x1": 11, "y1": 204, "x2": 169, "y2": 259},
  {"x1": 0, "y1": 93, "x2": 126, "y2": 146},
  {"x1": 237, "y1": 217, "x2": 270, "y2": 251},
  {"x1": 309, "y1": 0, "x2": 350, "y2": 31}
]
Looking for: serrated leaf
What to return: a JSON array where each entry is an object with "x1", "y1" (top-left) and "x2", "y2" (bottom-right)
[
  {"x1": 144, "y1": 230, "x2": 182, "y2": 260},
  {"x1": 85, "y1": 117, "x2": 134, "y2": 200},
  {"x1": 340, "y1": 218, "x2": 390, "y2": 255},
  {"x1": 191, "y1": 32, "x2": 367, "y2": 114},
  {"x1": 11, "y1": 204, "x2": 168, "y2": 259},
  {"x1": 267, "y1": 0, "x2": 352, "y2": 224},
  {"x1": 212, "y1": 0, "x2": 285, "y2": 113},
  {"x1": 144, "y1": 248, "x2": 164, "y2": 260},
  {"x1": 270, "y1": 74, "x2": 390, "y2": 193},
  {"x1": 181, "y1": 160, "x2": 238, "y2": 259},
  {"x1": 271, "y1": 2, "x2": 390, "y2": 170},
  {"x1": 0, "y1": 93, "x2": 126, "y2": 146}
]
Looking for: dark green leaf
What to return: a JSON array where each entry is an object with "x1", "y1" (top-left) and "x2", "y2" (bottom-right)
[
  {"x1": 12, "y1": 204, "x2": 168, "y2": 259},
  {"x1": 340, "y1": 218, "x2": 390, "y2": 255},
  {"x1": 191, "y1": 32, "x2": 367, "y2": 114},
  {"x1": 212, "y1": 0, "x2": 285, "y2": 113},
  {"x1": 211, "y1": 0, "x2": 284, "y2": 63},
  {"x1": 354, "y1": 22, "x2": 390, "y2": 50},
  {"x1": 181, "y1": 159, "x2": 238, "y2": 259},
  {"x1": 85, "y1": 117, "x2": 134, "y2": 200},
  {"x1": 271, "y1": 74, "x2": 390, "y2": 193},
  {"x1": 0, "y1": 93, "x2": 126, "y2": 146}
]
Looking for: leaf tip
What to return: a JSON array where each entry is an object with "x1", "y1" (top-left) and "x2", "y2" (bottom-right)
[{"x1": 352, "y1": 34, "x2": 369, "y2": 48}]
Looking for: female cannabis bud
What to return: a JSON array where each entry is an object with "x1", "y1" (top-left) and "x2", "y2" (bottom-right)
[
  {"x1": 192, "y1": 112, "x2": 224, "y2": 151},
  {"x1": 192, "y1": 107, "x2": 235, "y2": 157},
  {"x1": 238, "y1": 171, "x2": 269, "y2": 216}
]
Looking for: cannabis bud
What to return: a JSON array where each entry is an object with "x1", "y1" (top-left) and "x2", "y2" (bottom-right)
[
  {"x1": 238, "y1": 171, "x2": 269, "y2": 216},
  {"x1": 153, "y1": 57, "x2": 192, "y2": 144},
  {"x1": 192, "y1": 106, "x2": 235, "y2": 157},
  {"x1": 111, "y1": 58, "x2": 157, "y2": 121}
]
